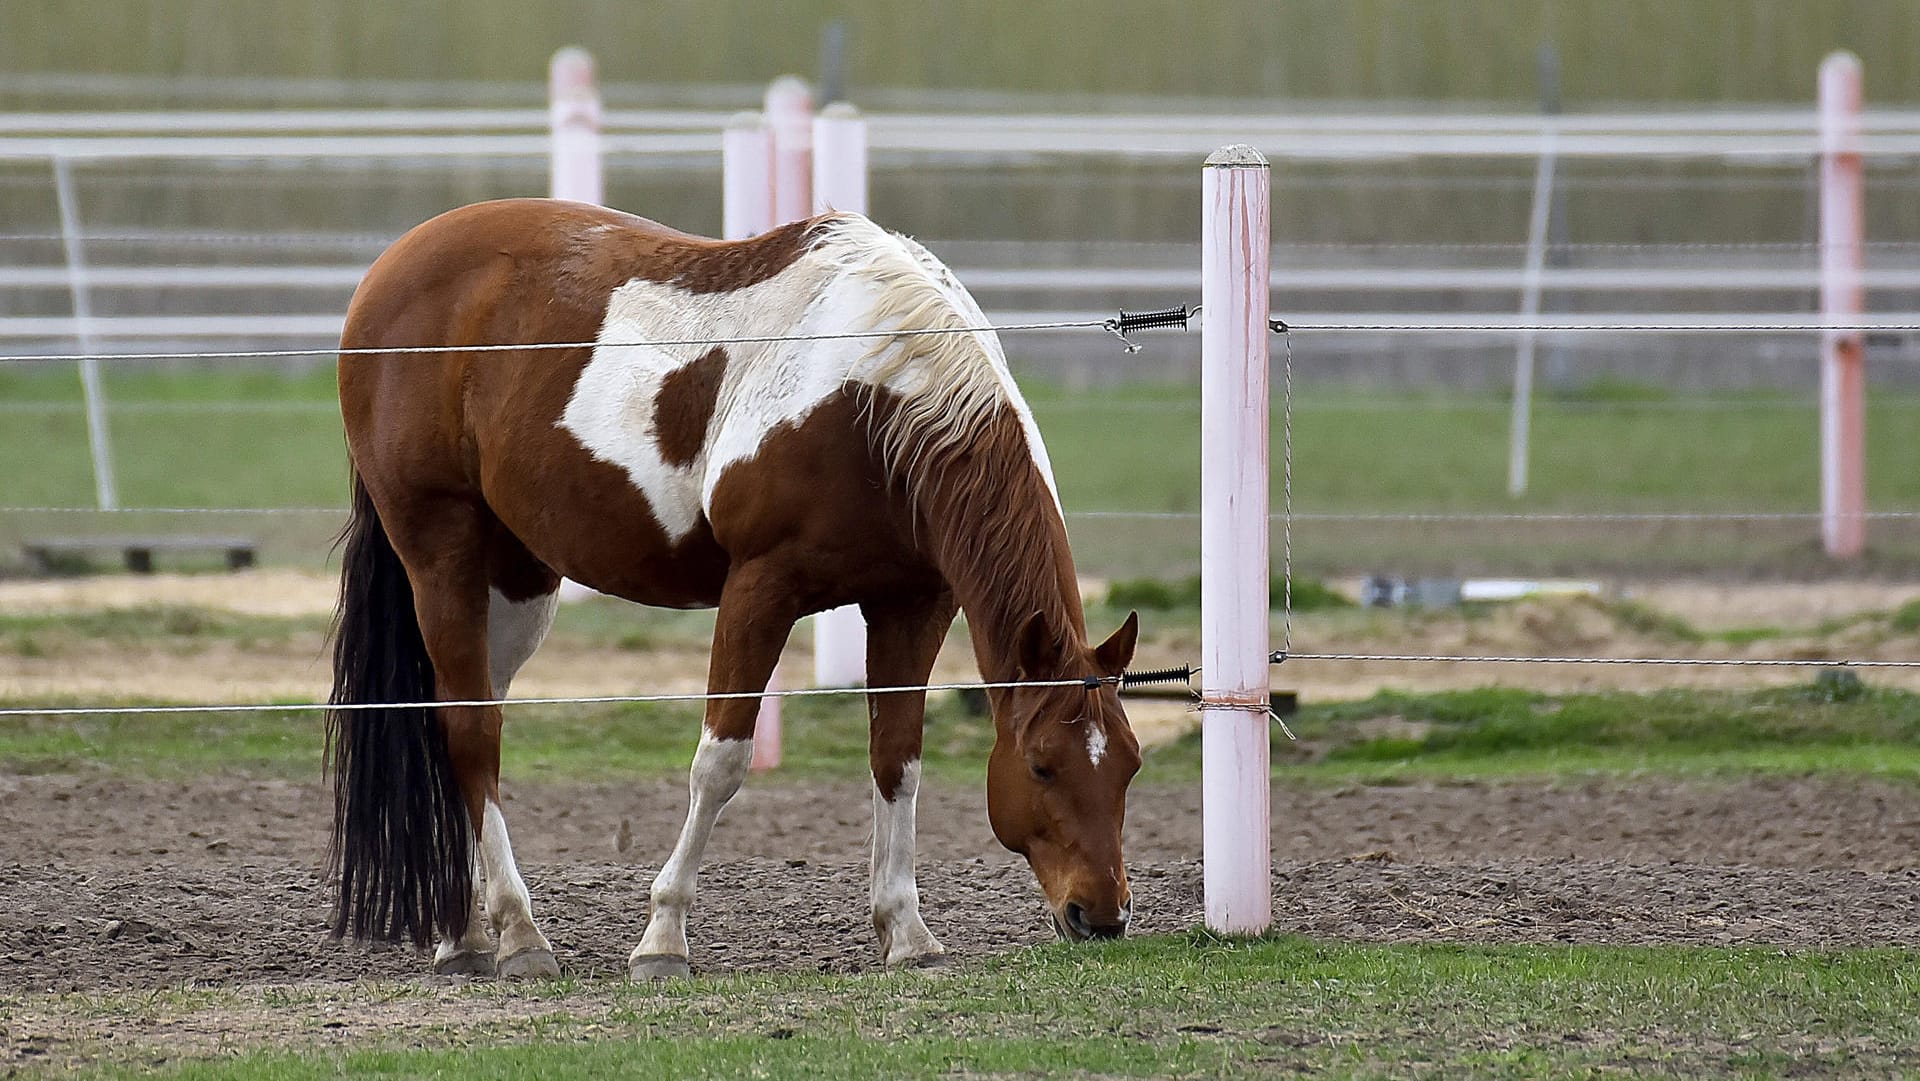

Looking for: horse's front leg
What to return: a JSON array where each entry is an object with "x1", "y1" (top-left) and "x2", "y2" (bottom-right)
[
  {"x1": 863, "y1": 591, "x2": 958, "y2": 968},
  {"x1": 629, "y1": 562, "x2": 797, "y2": 980}
]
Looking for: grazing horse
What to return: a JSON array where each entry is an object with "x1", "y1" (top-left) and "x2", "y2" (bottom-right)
[{"x1": 328, "y1": 198, "x2": 1142, "y2": 980}]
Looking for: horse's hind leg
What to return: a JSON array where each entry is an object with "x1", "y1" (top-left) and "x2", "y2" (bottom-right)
[
  {"x1": 629, "y1": 560, "x2": 798, "y2": 980},
  {"x1": 392, "y1": 502, "x2": 560, "y2": 979},
  {"x1": 863, "y1": 590, "x2": 957, "y2": 968}
]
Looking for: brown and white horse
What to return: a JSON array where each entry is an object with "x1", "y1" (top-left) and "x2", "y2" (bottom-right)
[{"x1": 328, "y1": 198, "x2": 1141, "y2": 979}]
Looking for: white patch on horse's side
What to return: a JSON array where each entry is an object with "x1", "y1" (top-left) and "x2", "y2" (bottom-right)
[
  {"x1": 559, "y1": 214, "x2": 1062, "y2": 540},
  {"x1": 1085, "y1": 721, "x2": 1109, "y2": 768}
]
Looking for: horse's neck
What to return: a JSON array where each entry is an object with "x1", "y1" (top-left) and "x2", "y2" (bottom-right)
[{"x1": 917, "y1": 416, "x2": 1087, "y2": 683}]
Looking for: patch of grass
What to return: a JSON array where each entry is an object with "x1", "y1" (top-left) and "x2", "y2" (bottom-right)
[
  {"x1": 41, "y1": 935, "x2": 1920, "y2": 1079},
  {"x1": 1258, "y1": 682, "x2": 1920, "y2": 781},
  {"x1": 11, "y1": 680, "x2": 1920, "y2": 786},
  {"x1": 1892, "y1": 599, "x2": 1920, "y2": 634},
  {"x1": 1102, "y1": 572, "x2": 1352, "y2": 612},
  {"x1": 0, "y1": 606, "x2": 327, "y2": 657}
]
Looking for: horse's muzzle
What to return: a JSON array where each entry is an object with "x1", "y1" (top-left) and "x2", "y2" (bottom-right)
[{"x1": 1053, "y1": 900, "x2": 1131, "y2": 941}]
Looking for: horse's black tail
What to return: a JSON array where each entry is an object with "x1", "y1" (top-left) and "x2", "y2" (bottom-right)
[{"x1": 325, "y1": 471, "x2": 472, "y2": 948}]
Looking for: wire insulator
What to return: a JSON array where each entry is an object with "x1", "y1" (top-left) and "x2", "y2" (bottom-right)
[
  {"x1": 1120, "y1": 664, "x2": 1194, "y2": 689},
  {"x1": 1113, "y1": 306, "x2": 1191, "y2": 334},
  {"x1": 1105, "y1": 305, "x2": 1193, "y2": 353}
]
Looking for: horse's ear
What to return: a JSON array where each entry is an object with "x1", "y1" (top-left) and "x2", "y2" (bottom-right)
[
  {"x1": 1093, "y1": 611, "x2": 1140, "y2": 677},
  {"x1": 1016, "y1": 611, "x2": 1063, "y2": 678}
]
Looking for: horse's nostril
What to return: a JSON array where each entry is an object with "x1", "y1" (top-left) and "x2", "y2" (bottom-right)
[{"x1": 1063, "y1": 902, "x2": 1094, "y2": 940}]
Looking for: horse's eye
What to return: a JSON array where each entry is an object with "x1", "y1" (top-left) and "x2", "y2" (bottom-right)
[{"x1": 1029, "y1": 762, "x2": 1056, "y2": 783}]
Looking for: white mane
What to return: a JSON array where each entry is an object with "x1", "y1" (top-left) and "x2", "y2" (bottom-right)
[{"x1": 812, "y1": 215, "x2": 1060, "y2": 507}]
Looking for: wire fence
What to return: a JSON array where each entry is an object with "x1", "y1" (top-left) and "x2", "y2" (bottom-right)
[{"x1": 0, "y1": 308, "x2": 1914, "y2": 722}]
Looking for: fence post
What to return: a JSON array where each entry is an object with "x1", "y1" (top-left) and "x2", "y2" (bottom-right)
[
  {"x1": 722, "y1": 112, "x2": 773, "y2": 241},
  {"x1": 765, "y1": 76, "x2": 814, "y2": 225},
  {"x1": 548, "y1": 47, "x2": 602, "y2": 205},
  {"x1": 1819, "y1": 50, "x2": 1866, "y2": 558},
  {"x1": 808, "y1": 99, "x2": 872, "y2": 689},
  {"x1": 547, "y1": 47, "x2": 605, "y2": 606},
  {"x1": 723, "y1": 109, "x2": 784, "y2": 769},
  {"x1": 52, "y1": 155, "x2": 117, "y2": 510},
  {"x1": 1200, "y1": 144, "x2": 1271, "y2": 935}
]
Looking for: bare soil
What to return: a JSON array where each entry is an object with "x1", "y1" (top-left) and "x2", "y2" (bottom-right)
[{"x1": 3, "y1": 773, "x2": 1918, "y2": 996}]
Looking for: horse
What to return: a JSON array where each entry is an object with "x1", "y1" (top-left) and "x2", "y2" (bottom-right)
[{"x1": 327, "y1": 198, "x2": 1142, "y2": 980}]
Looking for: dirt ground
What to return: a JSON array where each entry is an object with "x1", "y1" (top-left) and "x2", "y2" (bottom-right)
[
  {"x1": 3, "y1": 570, "x2": 1920, "y2": 1068},
  {"x1": 4, "y1": 771, "x2": 1919, "y2": 999}
]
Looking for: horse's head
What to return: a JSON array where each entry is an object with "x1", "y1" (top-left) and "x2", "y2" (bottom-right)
[{"x1": 987, "y1": 610, "x2": 1142, "y2": 940}]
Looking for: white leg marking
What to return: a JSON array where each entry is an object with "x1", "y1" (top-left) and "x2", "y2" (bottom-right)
[
  {"x1": 871, "y1": 759, "x2": 943, "y2": 966},
  {"x1": 632, "y1": 733, "x2": 753, "y2": 964},
  {"x1": 487, "y1": 587, "x2": 559, "y2": 695},
  {"x1": 479, "y1": 800, "x2": 551, "y2": 961}
]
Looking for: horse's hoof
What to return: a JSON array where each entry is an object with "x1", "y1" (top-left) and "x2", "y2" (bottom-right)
[
  {"x1": 888, "y1": 949, "x2": 949, "y2": 971},
  {"x1": 497, "y1": 947, "x2": 562, "y2": 980},
  {"x1": 629, "y1": 953, "x2": 692, "y2": 981},
  {"x1": 431, "y1": 949, "x2": 496, "y2": 977}
]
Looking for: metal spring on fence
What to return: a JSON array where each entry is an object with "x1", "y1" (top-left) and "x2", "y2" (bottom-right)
[{"x1": 1105, "y1": 305, "x2": 1192, "y2": 353}]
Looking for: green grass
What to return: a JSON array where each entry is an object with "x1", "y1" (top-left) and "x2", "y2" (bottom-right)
[
  {"x1": 8, "y1": 370, "x2": 1920, "y2": 575},
  {"x1": 9, "y1": 679, "x2": 1920, "y2": 785},
  {"x1": 28, "y1": 934, "x2": 1920, "y2": 1078}
]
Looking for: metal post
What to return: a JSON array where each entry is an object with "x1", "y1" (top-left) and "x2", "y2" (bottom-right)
[
  {"x1": 1200, "y1": 144, "x2": 1271, "y2": 935},
  {"x1": 765, "y1": 76, "x2": 814, "y2": 226},
  {"x1": 807, "y1": 100, "x2": 872, "y2": 690},
  {"x1": 1506, "y1": 132, "x2": 1557, "y2": 498},
  {"x1": 1819, "y1": 51, "x2": 1866, "y2": 558},
  {"x1": 53, "y1": 155, "x2": 117, "y2": 510},
  {"x1": 548, "y1": 47, "x2": 602, "y2": 205}
]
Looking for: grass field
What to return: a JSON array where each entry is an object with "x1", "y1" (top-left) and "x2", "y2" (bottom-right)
[
  {"x1": 6, "y1": 367, "x2": 1920, "y2": 576},
  {"x1": 11, "y1": 935, "x2": 1909, "y2": 1079}
]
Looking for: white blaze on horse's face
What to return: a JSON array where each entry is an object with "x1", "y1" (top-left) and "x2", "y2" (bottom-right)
[
  {"x1": 1086, "y1": 721, "x2": 1108, "y2": 768},
  {"x1": 560, "y1": 216, "x2": 1060, "y2": 543},
  {"x1": 986, "y1": 681, "x2": 1142, "y2": 942}
]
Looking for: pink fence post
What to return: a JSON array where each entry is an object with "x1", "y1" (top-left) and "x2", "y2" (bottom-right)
[
  {"x1": 765, "y1": 76, "x2": 814, "y2": 225},
  {"x1": 1820, "y1": 50, "x2": 1866, "y2": 559},
  {"x1": 723, "y1": 111, "x2": 782, "y2": 768},
  {"x1": 808, "y1": 99, "x2": 872, "y2": 688},
  {"x1": 547, "y1": 47, "x2": 602, "y2": 205},
  {"x1": 722, "y1": 112, "x2": 773, "y2": 241},
  {"x1": 1200, "y1": 144, "x2": 1272, "y2": 935}
]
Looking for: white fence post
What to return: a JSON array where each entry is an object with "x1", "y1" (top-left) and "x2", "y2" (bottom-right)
[
  {"x1": 1819, "y1": 50, "x2": 1866, "y2": 558},
  {"x1": 1200, "y1": 144, "x2": 1272, "y2": 935},
  {"x1": 809, "y1": 99, "x2": 872, "y2": 689},
  {"x1": 548, "y1": 47, "x2": 606, "y2": 605},
  {"x1": 51, "y1": 155, "x2": 117, "y2": 510},
  {"x1": 547, "y1": 47, "x2": 602, "y2": 205},
  {"x1": 722, "y1": 112, "x2": 773, "y2": 241},
  {"x1": 722, "y1": 109, "x2": 785, "y2": 770},
  {"x1": 765, "y1": 76, "x2": 814, "y2": 225}
]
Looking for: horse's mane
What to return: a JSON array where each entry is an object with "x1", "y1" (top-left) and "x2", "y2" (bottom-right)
[{"x1": 810, "y1": 216, "x2": 1081, "y2": 661}]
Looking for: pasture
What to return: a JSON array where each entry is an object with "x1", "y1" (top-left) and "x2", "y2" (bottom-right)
[{"x1": 6, "y1": 365, "x2": 1920, "y2": 577}]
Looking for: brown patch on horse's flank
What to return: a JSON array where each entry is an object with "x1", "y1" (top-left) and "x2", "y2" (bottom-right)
[{"x1": 654, "y1": 347, "x2": 727, "y2": 468}]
